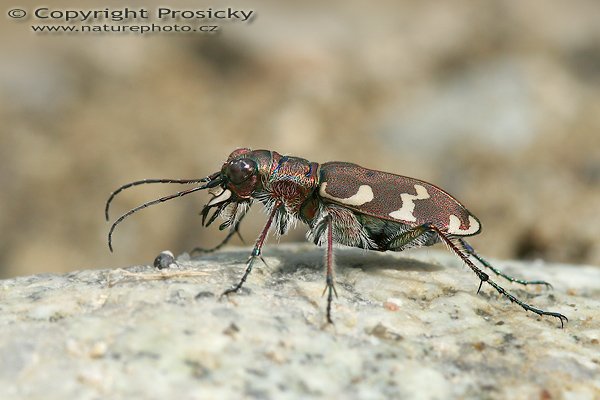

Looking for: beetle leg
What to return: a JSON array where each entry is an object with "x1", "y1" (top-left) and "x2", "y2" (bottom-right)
[
  {"x1": 321, "y1": 215, "x2": 338, "y2": 324},
  {"x1": 430, "y1": 225, "x2": 568, "y2": 328},
  {"x1": 459, "y1": 239, "x2": 552, "y2": 288},
  {"x1": 221, "y1": 201, "x2": 281, "y2": 297},
  {"x1": 383, "y1": 223, "x2": 438, "y2": 251},
  {"x1": 191, "y1": 216, "x2": 247, "y2": 255}
]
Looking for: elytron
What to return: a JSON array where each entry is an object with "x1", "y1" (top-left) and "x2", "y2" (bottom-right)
[{"x1": 106, "y1": 148, "x2": 567, "y2": 327}]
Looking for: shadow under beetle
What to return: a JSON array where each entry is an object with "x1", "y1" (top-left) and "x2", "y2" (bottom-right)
[{"x1": 105, "y1": 148, "x2": 568, "y2": 327}]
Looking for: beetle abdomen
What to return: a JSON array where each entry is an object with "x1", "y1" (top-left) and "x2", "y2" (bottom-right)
[{"x1": 318, "y1": 162, "x2": 481, "y2": 237}]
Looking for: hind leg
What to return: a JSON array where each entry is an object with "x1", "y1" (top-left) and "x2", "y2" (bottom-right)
[
  {"x1": 431, "y1": 227, "x2": 567, "y2": 327},
  {"x1": 382, "y1": 223, "x2": 439, "y2": 252},
  {"x1": 378, "y1": 223, "x2": 567, "y2": 327},
  {"x1": 459, "y1": 239, "x2": 552, "y2": 288}
]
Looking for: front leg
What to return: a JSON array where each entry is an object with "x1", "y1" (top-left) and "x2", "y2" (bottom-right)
[
  {"x1": 191, "y1": 211, "x2": 248, "y2": 255},
  {"x1": 221, "y1": 201, "x2": 282, "y2": 296}
]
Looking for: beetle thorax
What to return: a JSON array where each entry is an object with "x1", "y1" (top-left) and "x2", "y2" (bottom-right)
[{"x1": 263, "y1": 154, "x2": 319, "y2": 214}]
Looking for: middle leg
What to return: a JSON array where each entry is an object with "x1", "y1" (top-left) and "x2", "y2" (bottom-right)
[{"x1": 322, "y1": 215, "x2": 338, "y2": 324}]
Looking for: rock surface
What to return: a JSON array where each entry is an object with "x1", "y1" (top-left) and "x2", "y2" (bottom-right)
[{"x1": 1, "y1": 244, "x2": 599, "y2": 399}]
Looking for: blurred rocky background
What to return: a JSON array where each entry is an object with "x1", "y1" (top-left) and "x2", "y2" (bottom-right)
[{"x1": 1, "y1": 0, "x2": 599, "y2": 278}]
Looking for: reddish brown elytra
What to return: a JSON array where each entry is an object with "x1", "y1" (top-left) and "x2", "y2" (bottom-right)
[{"x1": 106, "y1": 148, "x2": 567, "y2": 327}]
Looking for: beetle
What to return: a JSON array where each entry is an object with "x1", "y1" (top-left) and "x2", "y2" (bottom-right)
[{"x1": 105, "y1": 148, "x2": 568, "y2": 327}]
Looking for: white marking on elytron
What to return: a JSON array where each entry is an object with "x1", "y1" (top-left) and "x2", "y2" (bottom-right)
[
  {"x1": 448, "y1": 214, "x2": 480, "y2": 235},
  {"x1": 319, "y1": 182, "x2": 374, "y2": 206},
  {"x1": 207, "y1": 189, "x2": 231, "y2": 206},
  {"x1": 388, "y1": 184, "x2": 430, "y2": 222}
]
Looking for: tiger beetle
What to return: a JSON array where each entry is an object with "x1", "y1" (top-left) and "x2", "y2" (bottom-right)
[{"x1": 105, "y1": 148, "x2": 568, "y2": 327}]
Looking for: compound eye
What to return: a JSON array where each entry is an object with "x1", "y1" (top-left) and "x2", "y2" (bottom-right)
[{"x1": 227, "y1": 158, "x2": 256, "y2": 184}]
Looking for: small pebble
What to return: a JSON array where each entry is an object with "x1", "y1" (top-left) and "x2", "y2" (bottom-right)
[
  {"x1": 154, "y1": 250, "x2": 178, "y2": 270},
  {"x1": 383, "y1": 297, "x2": 403, "y2": 311},
  {"x1": 89, "y1": 341, "x2": 108, "y2": 358}
]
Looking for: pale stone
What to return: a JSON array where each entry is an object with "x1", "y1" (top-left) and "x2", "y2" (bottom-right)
[{"x1": 1, "y1": 244, "x2": 599, "y2": 399}]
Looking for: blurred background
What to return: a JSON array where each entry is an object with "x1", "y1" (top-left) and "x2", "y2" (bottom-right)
[{"x1": 1, "y1": 0, "x2": 599, "y2": 278}]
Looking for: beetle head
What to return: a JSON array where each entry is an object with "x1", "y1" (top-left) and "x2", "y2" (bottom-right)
[{"x1": 220, "y1": 148, "x2": 263, "y2": 199}]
